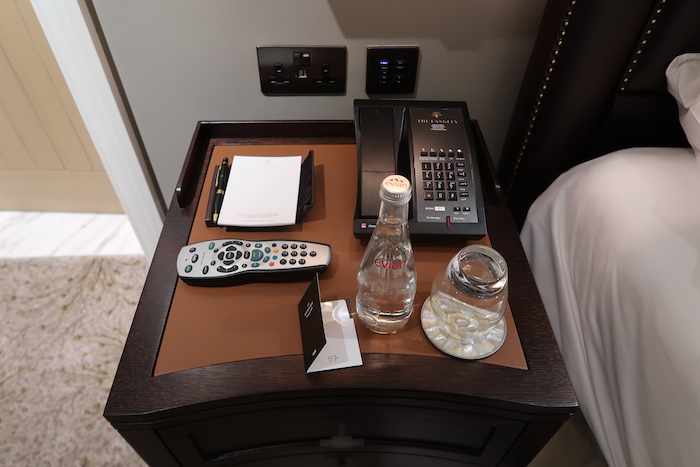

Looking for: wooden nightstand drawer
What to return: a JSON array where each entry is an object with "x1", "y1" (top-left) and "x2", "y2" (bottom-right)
[{"x1": 159, "y1": 396, "x2": 525, "y2": 466}]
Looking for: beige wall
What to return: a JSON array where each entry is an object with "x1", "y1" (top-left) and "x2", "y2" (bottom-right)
[
  {"x1": 92, "y1": 0, "x2": 548, "y2": 201},
  {"x1": 0, "y1": 0, "x2": 122, "y2": 213}
]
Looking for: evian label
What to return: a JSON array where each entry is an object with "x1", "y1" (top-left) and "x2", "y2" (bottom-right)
[
  {"x1": 382, "y1": 175, "x2": 410, "y2": 193},
  {"x1": 374, "y1": 258, "x2": 407, "y2": 270}
]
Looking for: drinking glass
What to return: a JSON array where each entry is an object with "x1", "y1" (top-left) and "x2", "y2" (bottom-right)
[{"x1": 421, "y1": 244, "x2": 508, "y2": 359}]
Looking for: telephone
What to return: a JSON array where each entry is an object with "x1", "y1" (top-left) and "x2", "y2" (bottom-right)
[{"x1": 353, "y1": 99, "x2": 487, "y2": 238}]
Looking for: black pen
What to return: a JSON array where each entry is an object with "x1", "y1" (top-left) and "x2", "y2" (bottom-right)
[{"x1": 212, "y1": 157, "x2": 229, "y2": 224}]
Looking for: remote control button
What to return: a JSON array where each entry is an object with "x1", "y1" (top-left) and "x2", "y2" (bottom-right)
[
  {"x1": 226, "y1": 245, "x2": 237, "y2": 251},
  {"x1": 289, "y1": 259, "x2": 297, "y2": 265},
  {"x1": 282, "y1": 251, "x2": 289, "y2": 257},
  {"x1": 208, "y1": 242, "x2": 216, "y2": 250},
  {"x1": 225, "y1": 252, "x2": 235, "y2": 260},
  {"x1": 273, "y1": 248, "x2": 279, "y2": 253},
  {"x1": 264, "y1": 247, "x2": 271, "y2": 253},
  {"x1": 282, "y1": 244, "x2": 289, "y2": 249},
  {"x1": 218, "y1": 252, "x2": 225, "y2": 260},
  {"x1": 300, "y1": 244, "x2": 307, "y2": 249},
  {"x1": 280, "y1": 259, "x2": 287, "y2": 265},
  {"x1": 236, "y1": 251, "x2": 242, "y2": 260},
  {"x1": 268, "y1": 261, "x2": 275, "y2": 267},
  {"x1": 189, "y1": 247, "x2": 196, "y2": 252},
  {"x1": 263, "y1": 256, "x2": 270, "y2": 262},
  {"x1": 291, "y1": 244, "x2": 298, "y2": 249},
  {"x1": 255, "y1": 243, "x2": 263, "y2": 248},
  {"x1": 191, "y1": 254, "x2": 199, "y2": 263},
  {"x1": 299, "y1": 259, "x2": 306, "y2": 265},
  {"x1": 185, "y1": 265, "x2": 192, "y2": 273},
  {"x1": 210, "y1": 260, "x2": 216, "y2": 266},
  {"x1": 300, "y1": 251, "x2": 307, "y2": 257},
  {"x1": 251, "y1": 262, "x2": 260, "y2": 268},
  {"x1": 251, "y1": 250, "x2": 264, "y2": 261},
  {"x1": 291, "y1": 251, "x2": 298, "y2": 257},
  {"x1": 244, "y1": 251, "x2": 251, "y2": 259},
  {"x1": 223, "y1": 260, "x2": 234, "y2": 266},
  {"x1": 310, "y1": 251, "x2": 317, "y2": 257},
  {"x1": 203, "y1": 266, "x2": 209, "y2": 274}
]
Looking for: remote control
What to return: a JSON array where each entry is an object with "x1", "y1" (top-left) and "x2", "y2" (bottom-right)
[{"x1": 176, "y1": 239, "x2": 332, "y2": 286}]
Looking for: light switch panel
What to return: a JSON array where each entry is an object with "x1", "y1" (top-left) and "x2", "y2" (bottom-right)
[{"x1": 366, "y1": 46, "x2": 419, "y2": 95}]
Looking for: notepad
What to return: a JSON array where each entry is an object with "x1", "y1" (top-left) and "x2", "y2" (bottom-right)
[{"x1": 217, "y1": 155, "x2": 302, "y2": 227}]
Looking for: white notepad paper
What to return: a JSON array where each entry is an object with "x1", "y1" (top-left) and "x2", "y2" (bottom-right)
[{"x1": 217, "y1": 155, "x2": 301, "y2": 227}]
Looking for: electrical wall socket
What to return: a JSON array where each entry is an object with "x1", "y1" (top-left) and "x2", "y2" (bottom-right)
[{"x1": 257, "y1": 46, "x2": 347, "y2": 95}]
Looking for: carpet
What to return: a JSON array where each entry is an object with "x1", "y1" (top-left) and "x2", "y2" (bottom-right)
[{"x1": 0, "y1": 256, "x2": 148, "y2": 466}]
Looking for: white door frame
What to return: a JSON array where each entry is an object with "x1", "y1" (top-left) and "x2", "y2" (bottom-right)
[{"x1": 29, "y1": 0, "x2": 164, "y2": 260}]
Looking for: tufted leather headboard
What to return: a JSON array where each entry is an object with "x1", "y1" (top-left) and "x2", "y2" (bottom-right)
[{"x1": 498, "y1": 0, "x2": 700, "y2": 229}]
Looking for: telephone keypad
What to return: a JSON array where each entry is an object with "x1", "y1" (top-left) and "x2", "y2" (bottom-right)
[{"x1": 417, "y1": 148, "x2": 475, "y2": 219}]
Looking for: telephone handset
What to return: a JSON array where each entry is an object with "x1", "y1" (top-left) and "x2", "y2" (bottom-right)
[{"x1": 353, "y1": 99, "x2": 487, "y2": 238}]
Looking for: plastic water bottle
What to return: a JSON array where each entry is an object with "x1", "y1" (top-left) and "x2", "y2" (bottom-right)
[{"x1": 356, "y1": 175, "x2": 417, "y2": 334}]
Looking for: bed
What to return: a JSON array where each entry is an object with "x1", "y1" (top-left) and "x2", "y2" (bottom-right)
[{"x1": 497, "y1": 1, "x2": 700, "y2": 466}]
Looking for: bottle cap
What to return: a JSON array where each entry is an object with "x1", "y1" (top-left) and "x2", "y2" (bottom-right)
[{"x1": 380, "y1": 175, "x2": 412, "y2": 205}]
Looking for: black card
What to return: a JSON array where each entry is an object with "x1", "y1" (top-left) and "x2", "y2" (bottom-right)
[{"x1": 297, "y1": 274, "x2": 327, "y2": 372}]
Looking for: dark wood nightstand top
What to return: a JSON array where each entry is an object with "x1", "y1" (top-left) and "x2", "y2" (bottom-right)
[{"x1": 104, "y1": 120, "x2": 576, "y2": 467}]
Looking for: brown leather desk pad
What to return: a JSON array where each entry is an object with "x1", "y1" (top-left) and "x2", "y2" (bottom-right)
[{"x1": 154, "y1": 144, "x2": 527, "y2": 376}]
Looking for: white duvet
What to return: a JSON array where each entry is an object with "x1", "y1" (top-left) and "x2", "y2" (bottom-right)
[{"x1": 521, "y1": 147, "x2": 700, "y2": 467}]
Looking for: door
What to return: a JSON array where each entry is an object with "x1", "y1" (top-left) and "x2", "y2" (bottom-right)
[{"x1": 0, "y1": 0, "x2": 122, "y2": 213}]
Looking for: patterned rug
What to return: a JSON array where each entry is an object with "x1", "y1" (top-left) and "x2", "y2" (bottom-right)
[{"x1": 0, "y1": 256, "x2": 148, "y2": 466}]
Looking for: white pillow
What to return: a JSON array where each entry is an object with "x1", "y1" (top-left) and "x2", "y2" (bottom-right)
[{"x1": 666, "y1": 53, "x2": 700, "y2": 168}]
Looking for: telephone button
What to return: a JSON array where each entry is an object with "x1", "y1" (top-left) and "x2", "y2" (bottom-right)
[{"x1": 424, "y1": 192, "x2": 434, "y2": 200}]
